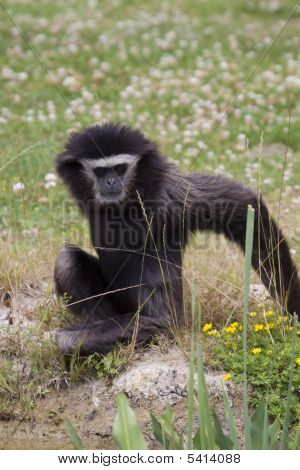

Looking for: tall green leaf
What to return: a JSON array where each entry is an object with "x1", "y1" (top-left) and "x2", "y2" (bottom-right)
[
  {"x1": 112, "y1": 393, "x2": 148, "y2": 450},
  {"x1": 221, "y1": 384, "x2": 240, "y2": 449},
  {"x1": 293, "y1": 420, "x2": 300, "y2": 450},
  {"x1": 280, "y1": 316, "x2": 298, "y2": 450},
  {"x1": 196, "y1": 335, "x2": 215, "y2": 449},
  {"x1": 212, "y1": 410, "x2": 234, "y2": 450},
  {"x1": 242, "y1": 206, "x2": 255, "y2": 449},
  {"x1": 269, "y1": 417, "x2": 280, "y2": 450},
  {"x1": 187, "y1": 281, "x2": 196, "y2": 450},
  {"x1": 65, "y1": 418, "x2": 84, "y2": 450},
  {"x1": 249, "y1": 399, "x2": 269, "y2": 449},
  {"x1": 150, "y1": 406, "x2": 183, "y2": 450}
]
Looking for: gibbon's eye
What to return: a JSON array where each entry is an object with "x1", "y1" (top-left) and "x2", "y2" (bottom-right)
[
  {"x1": 93, "y1": 167, "x2": 106, "y2": 178},
  {"x1": 114, "y1": 164, "x2": 128, "y2": 176}
]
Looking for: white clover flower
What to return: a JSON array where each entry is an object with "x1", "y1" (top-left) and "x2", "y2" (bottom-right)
[
  {"x1": 45, "y1": 173, "x2": 57, "y2": 182},
  {"x1": 18, "y1": 71, "x2": 28, "y2": 81},
  {"x1": 285, "y1": 75, "x2": 300, "y2": 89},
  {"x1": 244, "y1": 114, "x2": 253, "y2": 125},
  {"x1": 67, "y1": 43, "x2": 79, "y2": 54},
  {"x1": 237, "y1": 133, "x2": 247, "y2": 142},
  {"x1": 33, "y1": 33, "x2": 46, "y2": 43},
  {"x1": 62, "y1": 76, "x2": 81, "y2": 92},
  {"x1": 2, "y1": 67, "x2": 15, "y2": 80},
  {"x1": 64, "y1": 108, "x2": 74, "y2": 120},
  {"x1": 13, "y1": 182, "x2": 25, "y2": 193},
  {"x1": 45, "y1": 181, "x2": 56, "y2": 190},
  {"x1": 197, "y1": 141, "x2": 207, "y2": 150}
]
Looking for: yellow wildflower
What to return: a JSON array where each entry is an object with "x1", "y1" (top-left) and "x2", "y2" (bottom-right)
[
  {"x1": 296, "y1": 357, "x2": 300, "y2": 366},
  {"x1": 231, "y1": 321, "x2": 239, "y2": 327},
  {"x1": 277, "y1": 316, "x2": 290, "y2": 325},
  {"x1": 249, "y1": 312, "x2": 257, "y2": 317},
  {"x1": 266, "y1": 310, "x2": 274, "y2": 317},
  {"x1": 239, "y1": 325, "x2": 243, "y2": 331},
  {"x1": 207, "y1": 329, "x2": 218, "y2": 336},
  {"x1": 224, "y1": 325, "x2": 237, "y2": 334},
  {"x1": 223, "y1": 373, "x2": 232, "y2": 381},
  {"x1": 297, "y1": 330, "x2": 300, "y2": 336},
  {"x1": 202, "y1": 323, "x2": 212, "y2": 332},
  {"x1": 252, "y1": 347, "x2": 262, "y2": 355},
  {"x1": 264, "y1": 323, "x2": 275, "y2": 330},
  {"x1": 254, "y1": 324, "x2": 264, "y2": 332},
  {"x1": 266, "y1": 350, "x2": 273, "y2": 355}
]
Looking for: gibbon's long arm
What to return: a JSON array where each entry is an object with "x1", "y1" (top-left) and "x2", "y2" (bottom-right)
[{"x1": 187, "y1": 173, "x2": 300, "y2": 316}]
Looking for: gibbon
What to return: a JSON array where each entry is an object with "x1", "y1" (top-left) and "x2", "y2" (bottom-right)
[{"x1": 54, "y1": 123, "x2": 300, "y2": 354}]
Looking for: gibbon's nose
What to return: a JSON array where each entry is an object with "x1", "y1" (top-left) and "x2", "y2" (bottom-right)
[{"x1": 106, "y1": 177, "x2": 116, "y2": 187}]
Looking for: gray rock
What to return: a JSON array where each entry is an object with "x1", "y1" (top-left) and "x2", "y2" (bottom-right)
[
  {"x1": 110, "y1": 347, "x2": 226, "y2": 405},
  {"x1": 249, "y1": 283, "x2": 270, "y2": 302},
  {"x1": 0, "y1": 307, "x2": 12, "y2": 325}
]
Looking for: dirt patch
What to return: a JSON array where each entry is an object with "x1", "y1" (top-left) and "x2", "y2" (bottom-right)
[{"x1": 0, "y1": 346, "x2": 244, "y2": 450}]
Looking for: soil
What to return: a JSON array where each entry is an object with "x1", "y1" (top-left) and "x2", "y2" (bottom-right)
[{"x1": 0, "y1": 345, "x2": 244, "y2": 450}]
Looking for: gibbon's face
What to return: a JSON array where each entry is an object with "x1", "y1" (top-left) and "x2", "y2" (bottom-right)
[{"x1": 82, "y1": 153, "x2": 140, "y2": 205}]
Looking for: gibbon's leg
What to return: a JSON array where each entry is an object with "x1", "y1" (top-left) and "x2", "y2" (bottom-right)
[
  {"x1": 192, "y1": 174, "x2": 300, "y2": 317},
  {"x1": 54, "y1": 245, "x2": 117, "y2": 321},
  {"x1": 56, "y1": 284, "x2": 176, "y2": 355}
]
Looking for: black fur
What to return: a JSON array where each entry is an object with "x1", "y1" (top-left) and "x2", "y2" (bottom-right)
[{"x1": 54, "y1": 123, "x2": 300, "y2": 355}]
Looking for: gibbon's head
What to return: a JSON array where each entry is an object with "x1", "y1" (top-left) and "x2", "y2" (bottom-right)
[{"x1": 56, "y1": 123, "x2": 162, "y2": 206}]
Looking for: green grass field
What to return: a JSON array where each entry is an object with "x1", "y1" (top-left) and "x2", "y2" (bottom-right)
[{"x1": 0, "y1": 0, "x2": 299, "y2": 433}]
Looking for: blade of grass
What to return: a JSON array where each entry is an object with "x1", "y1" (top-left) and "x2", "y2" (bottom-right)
[
  {"x1": 221, "y1": 383, "x2": 240, "y2": 449},
  {"x1": 65, "y1": 418, "x2": 84, "y2": 450},
  {"x1": 187, "y1": 281, "x2": 196, "y2": 450},
  {"x1": 187, "y1": 334, "x2": 195, "y2": 449},
  {"x1": 262, "y1": 399, "x2": 270, "y2": 450},
  {"x1": 293, "y1": 419, "x2": 300, "y2": 450},
  {"x1": 196, "y1": 305, "x2": 215, "y2": 450},
  {"x1": 243, "y1": 205, "x2": 255, "y2": 449},
  {"x1": 212, "y1": 410, "x2": 234, "y2": 450},
  {"x1": 269, "y1": 417, "x2": 280, "y2": 450},
  {"x1": 280, "y1": 315, "x2": 298, "y2": 450},
  {"x1": 250, "y1": 399, "x2": 269, "y2": 449}
]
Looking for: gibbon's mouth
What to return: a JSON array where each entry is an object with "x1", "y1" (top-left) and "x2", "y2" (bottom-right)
[
  {"x1": 101, "y1": 189, "x2": 122, "y2": 197},
  {"x1": 96, "y1": 190, "x2": 125, "y2": 204}
]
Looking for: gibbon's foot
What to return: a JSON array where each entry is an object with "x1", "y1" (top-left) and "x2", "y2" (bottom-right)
[
  {"x1": 56, "y1": 326, "x2": 98, "y2": 356},
  {"x1": 56, "y1": 327, "x2": 82, "y2": 355},
  {"x1": 56, "y1": 320, "x2": 122, "y2": 356}
]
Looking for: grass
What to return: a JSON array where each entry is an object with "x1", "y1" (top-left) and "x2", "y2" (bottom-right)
[{"x1": 0, "y1": 0, "x2": 299, "y2": 436}]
